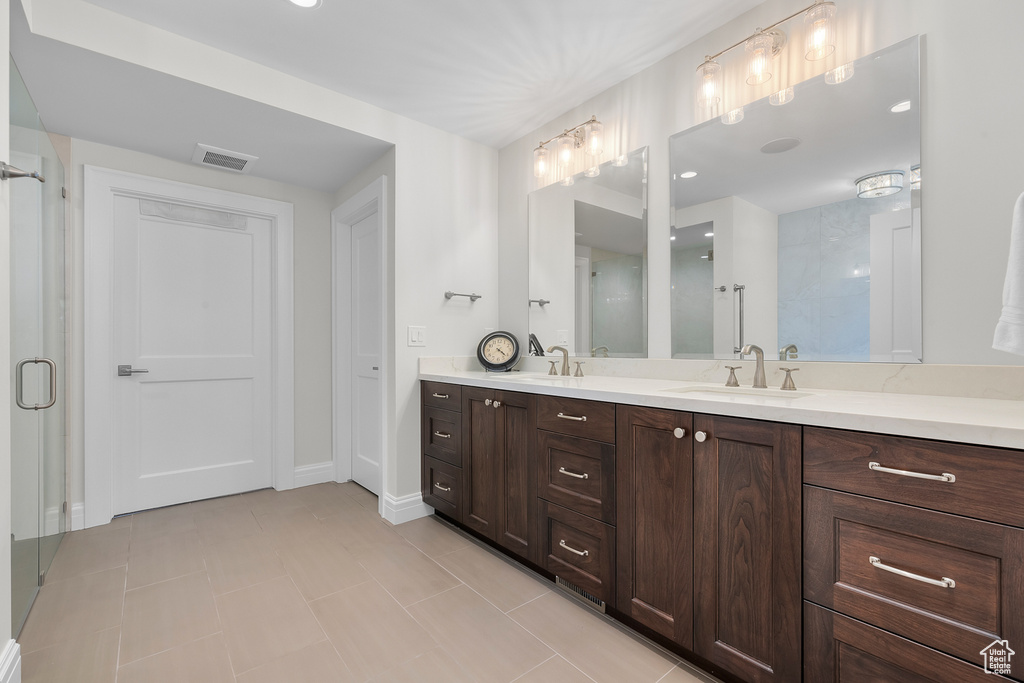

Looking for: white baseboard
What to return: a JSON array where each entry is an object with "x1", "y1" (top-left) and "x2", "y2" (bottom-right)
[
  {"x1": 43, "y1": 506, "x2": 61, "y2": 536},
  {"x1": 0, "y1": 639, "x2": 21, "y2": 683},
  {"x1": 293, "y1": 461, "x2": 336, "y2": 488},
  {"x1": 71, "y1": 503, "x2": 85, "y2": 531},
  {"x1": 382, "y1": 492, "x2": 431, "y2": 525}
]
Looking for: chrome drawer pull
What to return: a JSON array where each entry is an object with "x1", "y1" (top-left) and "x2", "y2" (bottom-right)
[
  {"x1": 558, "y1": 467, "x2": 589, "y2": 480},
  {"x1": 869, "y1": 556, "x2": 956, "y2": 589},
  {"x1": 556, "y1": 412, "x2": 587, "y2": 422},
  {"x1": 559, "y1": 540, "x2": 589, "y2": 557},
  {"x1": 434, "y1": 482, "x2": 452, "y2": 492},
  {"x1": 868, "y1": 461, "x2": 956, "y2": 483},
  {"x1": 433, "y1": 431, "x2": 452, "y2": 439},
  {"x1": 432, "y1": 393, "x2": 449, "y2": 399}
]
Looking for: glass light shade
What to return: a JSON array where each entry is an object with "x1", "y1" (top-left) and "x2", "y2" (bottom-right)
[
  {"x1": 804, "y1": 2, "x2": 836, "y2": 60},
  {"x1": 533, "y1": 146, "x2": 549, "y2": 178},
  {"x1": 556, "y1": 133, "x2": 575, "y2": 166},
  {"x1": 612, "y1": 154, "x2": 629, "y2": 167},
  {"x1": 721, "y1": 107, "x2": 744, "y2": 125},
  {"x1": 910, "y1": 164, "x2": 921, "y2": 190},
  {"x1": 745, "y1": 33, "x2": 774, "y2": 86},
  {"x1": 769, "y1": 87, "x2": 794, "y2": 106},
  {"x1": 695, "y1": 59, "x2": 722, "y2": 108},
  {"x1": 584, "y1": 119, "x2": 604, "y2": 157},
  {"x1": 825, "y1": 62, "x2": 854, "y2": 84},
  {"x1": 584, "y1": 165, "x2": 600, "y2": 178},
  {"x1": 560, "y1": 173, "x2": 575, "y2": 187},
  {"x1": 856, "y1": 171, "x2": 904, "y2": 198}
]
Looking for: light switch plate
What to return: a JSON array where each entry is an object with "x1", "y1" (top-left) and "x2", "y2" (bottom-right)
[
  {"x1": 557, "y1": 329, "x2": 569, "y2": 345},
  {"x1": 407, "y1": 325, "x2": 426, "y2": 347}
]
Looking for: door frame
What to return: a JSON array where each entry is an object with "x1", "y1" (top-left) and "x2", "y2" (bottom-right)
[
  {"x1": 331, "y1": 176, "x2": 388, "y2": 512},
  {"x1": 83, "y1": 166, "x2": 294, "y2": 528}
]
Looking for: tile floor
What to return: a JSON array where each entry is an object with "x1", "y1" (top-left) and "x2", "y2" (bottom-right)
[{"x1": 17, "y1": 482, "x2": 717, "y2": 683}]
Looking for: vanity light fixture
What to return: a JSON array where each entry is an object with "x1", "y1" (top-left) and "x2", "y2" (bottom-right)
[
  {"x1": 721, "y1": 107, "x2": 744, "y2": 125},
  {"x1": 695, "y1": 1, "x2": 836, "y2": 112},
  {"x1": 769, "y1": 87, "x2": 795, "y2": 106},
  {"x1": 825, "y1": 62, "x2": 854, "y2": 84},
  {"x1": 856, "y1": 171, "x2": 904, "y2": 198},
  {"x1": 532, "y1": 115, "x2": 604, "y2": 178}
]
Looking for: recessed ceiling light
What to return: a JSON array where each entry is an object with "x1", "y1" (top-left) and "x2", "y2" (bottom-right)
[
  {"x1": 679, "y1": 171, "x2": 698, "y2": 179},
  {"x1": 670, "y1": 235, "x2": 677, "y2": 241},
  {"x1": 760, "y1": 137, "x2": 802, "y2": 154},
  {"x1": 890, "y1": 100, "x2": 912, "y2": 113},
  {"x1": 288, "y1": 0, "x2": 322, "y2": 8},
  {"x1": 705, "y1": 232, "x2": 714, "y2": 237}
]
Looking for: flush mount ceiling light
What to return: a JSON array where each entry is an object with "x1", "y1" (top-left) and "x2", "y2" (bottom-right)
[
  {"x1": 909, "y1": 164, "x2": 921, "y2": 190},
  {"x1": 695, "y1": 1, "x2": 836, "y2": 115},
  {"x1": 288, "y1": 0, "x2": 322, "y2": 7},
  {"x1": 533, "y1": 115, "x2": 604, "y2": 178},
  {"x1": 856, "y1": 170, "x2": 904, "y2": 198}
]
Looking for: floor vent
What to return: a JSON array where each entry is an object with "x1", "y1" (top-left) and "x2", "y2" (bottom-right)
[
  {"x1": 191, "y1": 143, "x2": 258, "y2": 174},
  {"x1": 555, "y1": 576, "x2": 606, "y2": 613}
]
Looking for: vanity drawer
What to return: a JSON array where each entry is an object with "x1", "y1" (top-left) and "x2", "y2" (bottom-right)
[
  {"x1": 803, "y1": 427, "x2": 1024, "y2": 527},
  {"x1": 804, "y1": 602, "x2": 999, "y2": 683},
  {"x1": 422, "y1": 407, "x2": 462, "y2": 467},
  {"x1": 539, "y1": 500, "x2": 615, "y2": 605},
  {"x1": 804, "y1": 486, "x2": 1024, "y2": 669},
  {"x1": 422, "y1": 381, "x2": 462, "y2": 411},
  {"x1": 536, "y1": 395, "x2": 615, "y2": 443},
  {"x1": 422, "y1": 456, "x2": 462, "y2": 521},
  {"x1": 537, "y1": 430, "x2": 615, "y2": 524}
]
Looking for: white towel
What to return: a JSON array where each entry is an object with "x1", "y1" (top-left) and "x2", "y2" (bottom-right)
[{"x1": 994, "y1": 192, "x2": 1024, "y2": 355}]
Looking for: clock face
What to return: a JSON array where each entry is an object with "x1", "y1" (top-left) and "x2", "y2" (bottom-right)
[{"x1": 483, "y1": 336, "x2": 515, "y2": 364}]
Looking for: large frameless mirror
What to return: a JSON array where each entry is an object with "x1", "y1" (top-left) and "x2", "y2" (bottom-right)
[
  {"x1": 529, "y1": 147, "x2": 648, "y2": 358},
  {"x1": 670, "y1": 36, "x2": 921, "y2": 362}
]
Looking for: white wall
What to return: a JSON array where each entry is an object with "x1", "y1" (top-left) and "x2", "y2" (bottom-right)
[
  {"x1": 500, "y1": 0, "x2": 1024, "y2": 368},
  {"x1": 1, "y1": 0, "x2": 14, "y2": 648},
  {"x1": 21, "y1": 0, "x2": 500, "y2": 508}
]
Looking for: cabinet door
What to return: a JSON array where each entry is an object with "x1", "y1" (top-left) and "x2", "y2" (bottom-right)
[
  {"x1": 496, "y1": 390, "x2": 537, "y2": 562},
  {"x1": 805, "y1": 602, "x2": 997, "y2": 682},
  {"x1": 693, "y1": 415, "x2": 801, "y2": 683},
  {"x1": 616, "y1": 405, "x2": 693, "y2": 648},
  {"x1": 463, "y1": 387, "x2": 498, "y2": 540}
]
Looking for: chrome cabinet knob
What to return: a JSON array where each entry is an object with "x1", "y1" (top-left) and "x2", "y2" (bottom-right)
[{"x1": 694, "y1": 431, "x2": 708, "y2": 443}]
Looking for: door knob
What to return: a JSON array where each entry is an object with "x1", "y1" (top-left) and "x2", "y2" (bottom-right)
[
  {"x1": 694, "y1": 431, "x2": 708, "y2": 443},
  {"x1": 117, "y1": 364, "x2": 149, "y2": 377}
]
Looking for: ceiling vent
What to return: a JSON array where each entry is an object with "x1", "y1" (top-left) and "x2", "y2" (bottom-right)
[{"x1": 191, "y1": 143, "x2": 258, "y2": 174}]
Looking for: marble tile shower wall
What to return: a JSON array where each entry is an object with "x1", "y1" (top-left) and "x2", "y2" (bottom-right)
[
  {"x1": 592, "y1": 254, "x2": 646, "y2": 356},
  {"x1": 778, "y1": 197, "x2": 876, "y2": 361},
  {"x1": 671, "y1": 245, "x2": 714, "y2": 357}
]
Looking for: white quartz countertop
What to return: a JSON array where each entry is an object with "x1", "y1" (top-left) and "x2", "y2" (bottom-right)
[{"x1": 419, "y1": 370, "x2": 1024, "y2": 450}]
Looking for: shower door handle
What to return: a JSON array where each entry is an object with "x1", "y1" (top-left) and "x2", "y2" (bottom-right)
[
  {"x1": 16, "y1": 357, "x2": 57, "y2": 410},
  {"x1": 0, "y1": 161, "x2": 45, "y2": 183}
]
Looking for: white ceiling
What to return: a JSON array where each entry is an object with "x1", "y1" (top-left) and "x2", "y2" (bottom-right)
[{"x1": 79, "y1": 0, "x2": 766, "y2": 149}]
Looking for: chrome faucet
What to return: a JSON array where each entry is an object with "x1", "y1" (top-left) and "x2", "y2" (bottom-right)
[
  {"x1": 547, "y1": 346, "x2": 570, "y2": 376},
  {"x1": 591, "y1": 346, "x2": 609, "y2": 358},
  {"x1": 741, "y1": 344, "x2": 767, "y2": 388},
  {"x1": 779, "y1": 343, "x2": 799, "y2": 361}
]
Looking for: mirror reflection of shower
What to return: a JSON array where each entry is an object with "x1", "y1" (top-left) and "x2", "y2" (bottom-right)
[{"x1": 671, "y1": 222, "x2": 715, "y2": 358}]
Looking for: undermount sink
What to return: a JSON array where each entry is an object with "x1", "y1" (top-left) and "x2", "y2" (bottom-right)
[{"x1": 661, "y1": 385, "x2": 813, "y2": 399}]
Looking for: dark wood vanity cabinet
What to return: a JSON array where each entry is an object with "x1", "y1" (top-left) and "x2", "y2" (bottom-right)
[
  {"x1": 693, "y1": 415, "x2": 803, "y2": 683},
  {"x1": 461, "y1": 387, "x2": 537, "y2": 562},
  {"x1": 615, "y1": 405, "x2": 694, "y2": 649}
]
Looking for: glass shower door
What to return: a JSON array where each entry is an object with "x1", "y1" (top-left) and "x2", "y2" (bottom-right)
[{"x1": 10, "y1": 56, "x2": 66, "y2": 637}]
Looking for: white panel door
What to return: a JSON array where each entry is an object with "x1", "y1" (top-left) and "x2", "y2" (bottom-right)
[
  {"x1": 351, "y1": 212, "x2": 381, "y2": 495},
  {"x1": 870, "y1": 207, "x2": 922, "y2": 362},
  {"x1": 111, "y1": 197, "x2": 273, "y2": 514}
]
